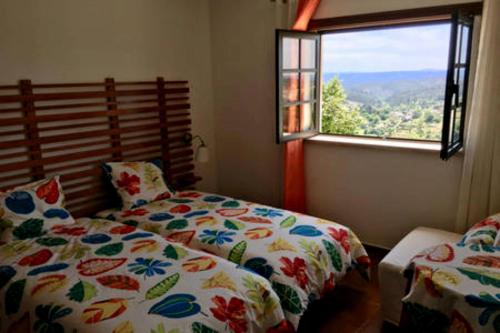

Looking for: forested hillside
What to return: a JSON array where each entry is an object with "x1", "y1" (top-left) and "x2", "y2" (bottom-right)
[{"x1": 321, "y1": 70, "x2": 446, "y2": 140}]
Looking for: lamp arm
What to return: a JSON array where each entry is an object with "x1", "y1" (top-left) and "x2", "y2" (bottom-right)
[{"x1": 191, "y1": 135, "x2": 206, "y2": 147}]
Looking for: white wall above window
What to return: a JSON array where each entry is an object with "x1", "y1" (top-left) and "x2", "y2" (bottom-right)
[{"x1": 314, "y1": 0, "x2": 482, "y2": 19}]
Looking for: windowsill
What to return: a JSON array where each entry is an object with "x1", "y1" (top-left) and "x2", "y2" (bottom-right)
[{"x1": 306, "y1": 134, "x2": 442, "y2": 152}]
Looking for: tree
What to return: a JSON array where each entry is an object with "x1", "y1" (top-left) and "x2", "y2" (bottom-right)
[{"x1": 321, "y1": 77, "x2": 365, "y2": 135}]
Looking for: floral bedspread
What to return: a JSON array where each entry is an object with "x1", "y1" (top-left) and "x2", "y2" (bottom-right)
[
  {"x1": 402, "y1": 242, "x2": 500, "y2": 333},
  {"x1": 0, "y1": 218, "x2": 287, "y2": 333},
  {"x1": 97, "y1": 191, "x2": 370, "y2": 328}
]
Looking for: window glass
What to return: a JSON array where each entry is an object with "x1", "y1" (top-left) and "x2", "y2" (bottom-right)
[
  {"x1": 321, "y1": 23, "x2": 451, "y2": 141},
  {"x1": 301, "y1": 39, "x2": 316, "y2": 69},
  {"x1": 283, "y1": 38, "x2": 299, "y2": 69},
  {"x1": 283, "y1": 73, "x2": 299, "y2": 103},
  {"x1": 301, "y1": 72, "x2": 316, "y2": 101}
]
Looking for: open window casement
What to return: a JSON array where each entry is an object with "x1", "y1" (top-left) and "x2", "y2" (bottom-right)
[
  {"x1": 441, "y1": 11, "x2": 474, "y2": 160},
  {"x1": 276, "y1": 30, "x2": 321, "y2": 143}
]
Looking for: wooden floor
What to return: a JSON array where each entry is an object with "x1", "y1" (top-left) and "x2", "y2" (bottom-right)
[{"x1": 298, "y1": 246, "x2": 401, "y2": 333}]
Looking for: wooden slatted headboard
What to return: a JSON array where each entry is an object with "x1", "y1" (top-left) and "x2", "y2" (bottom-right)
[{"x1": 0, "y1": 78, "x2": 200, "y2": 217}]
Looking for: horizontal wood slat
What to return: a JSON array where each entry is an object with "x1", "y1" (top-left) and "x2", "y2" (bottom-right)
[{"x1": 0, "y1": 77, "x2": 199, "y2": 218}]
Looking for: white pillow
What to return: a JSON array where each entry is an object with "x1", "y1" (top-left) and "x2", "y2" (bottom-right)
[{"x1": 0, "y1": 176, "x2": 75, "y2": 243}]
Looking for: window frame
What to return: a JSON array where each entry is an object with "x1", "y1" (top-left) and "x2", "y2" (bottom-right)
[
  {"x1": 440, "y1": 12, "x2": 474, "y2": 160},
  {"x1": 317, "y1": 19, "x2": 452, "y2": 144},
  {"x1": 275, "y1": 3, "x2": 482, "y2": 155},
  {"x1": 276, "y1": 29, "x2": 321, "y2": 143}
]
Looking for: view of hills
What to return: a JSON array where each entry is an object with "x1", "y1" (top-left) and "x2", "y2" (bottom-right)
[{"x1": 321, "y1": 70, "x2": 446, "y2": 140}]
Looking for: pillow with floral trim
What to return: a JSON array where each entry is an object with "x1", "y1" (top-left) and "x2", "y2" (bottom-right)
[
  {"x1": 103, "y1": 162, "x2": 174, "y2": 210},
  {"x1": 0, "y1": 176, "x2": 75, "y2": 243},
  {"x1": 460, "y1": 212, "x2": 500, "y2": 246}
]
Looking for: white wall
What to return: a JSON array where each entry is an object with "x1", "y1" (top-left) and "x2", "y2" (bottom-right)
[
  {"x1": 315, "y1": 0, "x2": 480, "y2": 18},
  {"x1": 210, "y1": 0, "x2": 468, "y2": 248},
  {"x1": 209, "y1": 0, "x2": 285, "y2": 207},
  {"x1": 0, "y1": 0, "x2": 218, "y2": 192},
  {"x1": 305, "y1": 143, "x2": 463, "y2": 248}
]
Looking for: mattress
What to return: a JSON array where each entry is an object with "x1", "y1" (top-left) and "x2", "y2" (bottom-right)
[
  {"x1": 0, "y1": 218, "x2": 287, "y2": 333},
  {"x1": 96, "y1": 190, "x2": 370, "y2": 328}
]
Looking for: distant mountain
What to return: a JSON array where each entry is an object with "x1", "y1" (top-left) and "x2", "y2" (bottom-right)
[{"x1": 323, "y1": 70, "x2": 447, "y2": 106}]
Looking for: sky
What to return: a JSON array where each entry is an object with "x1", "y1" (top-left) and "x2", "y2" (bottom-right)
[{"x1": 322, "y1": 23, "x2": 451, "y2": 73}]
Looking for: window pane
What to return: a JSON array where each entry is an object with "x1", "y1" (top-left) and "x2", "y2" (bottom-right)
[
  {"x1": 301, "y1": 39, "x2": 316, "y2": 69},
  {"x1": 283, "y1": 38, "x2": 299, "y2": 69},
  {"x1": 321, "y1": 23, "x2": 450, "y2": 141},
  {"x1": 460, "y1": 26, "x2": 469, "y2": 63},
  {"x1": 453, "y1": 106, "x2": 462, "y2": 142},
  {"x1": 300, "y1": 103, "x2": 316, "y2": 131},
  {"x1": 448, "y1": 107, "x2": 456, "y2": 145},
  {"x1": 301, "y1": 72, "x2": 316, "y2": 101},
  {"x1": 458, "y1": 67, "x2": 465, "y2": 103},
  {"x1": 455, "y1": 26, "x2": 462, "y2": 62},
  {"x1": 282, "y1": 105, "x2": 300, "y2": 134},
  {"x1": 283, "y1": 73, "x2": 299, "y2": 103}
]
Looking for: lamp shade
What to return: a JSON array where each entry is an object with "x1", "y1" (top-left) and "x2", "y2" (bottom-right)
[{"x1": 196, "y1": 145, "x2": 210, "y2": 163}]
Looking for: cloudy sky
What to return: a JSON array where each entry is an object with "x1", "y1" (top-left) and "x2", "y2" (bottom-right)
[{"x1": 321, "y1": 23, "x2": 451, "y2": 73}]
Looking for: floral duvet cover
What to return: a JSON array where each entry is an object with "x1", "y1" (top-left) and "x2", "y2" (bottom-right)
[
  {"x1": 0, "y1": 218, "x2": 287, "y2": 333},
  {"x1": 97, "y1": 191, "x2": 370, "y2": 328},
  {"x1": 403, "y1": 242, "x2": 500, "y2": 333}
]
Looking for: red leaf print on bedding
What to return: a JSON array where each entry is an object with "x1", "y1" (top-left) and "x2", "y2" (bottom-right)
[
  {"x1": 425, "y1": 244, "x2": 454, "y2": 263},
  {"x1": 356, "y1": 255, "x2": 371, "y2": 268},
  {"x1": 154, "y1": 192, "x2": 171, "y2": 201},
  {"x1": 18, "y1": 249, "x2": 53, "y2": 266},
  {"x1": 279, "y1": 257, "x2": 309, "y2": 289},
  {"x1": 327, "y1": 227, "x2": 350, "y2": 253},
  {"x1": 51, "y1": 225, "x2": 87, "y2": 236},
  {"x1": 322, "y1": 272, "x2": 335, "y2": 296},
  {"x1": 237, "y1": 216, "x2": 272, "y2": 224},
  {"x1": 210, "y1": 296, "x2": 247, "y2": 333},
  {"x1": 122, "y1": 208, "x2": 149, "y2": 217},
  {"x1": 110, "y1": 225, "x2": 136, "y2": 234},
  {"x1": 117, "y1": 172, "x2": 140, "y2": 195},
  {"x1": 36, "y1": 179, "x2": 59, "y2": 204},
  {"x1": 463, "y1": 255, "x2": 500, "y2": 268},
  {"x1": 266, "y1": 320, "x2": 295, "y2": 333},
  {"x1": 471, "y1": 218, "x2": 500, "y2": 230},
  {"x1": 177, "y1": 191, "x2": 202, "y2": 198}
]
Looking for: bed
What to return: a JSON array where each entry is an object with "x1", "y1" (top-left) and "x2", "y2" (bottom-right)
[
  {"x1": 0, "y1": 77, "x2": 369, "y2": 332},
  {"x1": 401, "y1": 216, "x2": 500, "y2": 333},
  {"x1": 0, "y1": 218, "x2": 286, "y2": 333},
  {"x1": 95, "y1": 190, "x2": 370, "y2": 327}
]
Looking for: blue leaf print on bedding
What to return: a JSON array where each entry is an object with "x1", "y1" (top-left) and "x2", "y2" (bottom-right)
[
  {"x1": 132, "y1": 199, "x2": 149, "y2": 209},
  {"x1": 28, "y1": 263, "x2": 69, "y2": 276},
  {"x1": 43, "y1": 208, "x2": 70, "y2": 219},
  {"x1": 81, "y1": 234, "x2": 112, "y2": 244},
  {"x1": 203, "y1": 196, "x2": 225, "y2": 203},
  {"x1": 184, "y1": 211, "x2": 209, "y2": 218},
  {"x1": 122, "y1": 232, "x2": 153, "y2": 241},
  {"x1": 254, "y1": 208, "x2": 284, "y2": 218},
  {"x1": 149, "y1": 213, "x2": 175, "y2": 222},
  {"x1": 243, "y1": 257, "x2": 274, "y2": 279},
  {"x1": 149, "y1": 293, "x2": 201, "y2": 318},
  {"x1": 290, "y1": 225, "x2": 323, "y2": 237},
  {"x1": 5, "y1": 191, "x2": 35, "y2": 214},
  {"x1": 128, "y1": 258, "x2": 172, "y2": 278},
  {"x1": 199, "y1": 229, "x2": 236, "y2": 245},
  {"x1": 0, "y1": 266, "x2": 16, "y2": 290}
]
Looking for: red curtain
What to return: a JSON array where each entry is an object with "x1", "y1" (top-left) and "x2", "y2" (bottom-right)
[{"x1": 283, "y1": 0, "x2": 321, "y2": 213}]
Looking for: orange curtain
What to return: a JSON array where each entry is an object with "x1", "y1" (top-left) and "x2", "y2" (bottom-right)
[{"x1": 283, "y1": 0, "x2": 321, "y2": 213}]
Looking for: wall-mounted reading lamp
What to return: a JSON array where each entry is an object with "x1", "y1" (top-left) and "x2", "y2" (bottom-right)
[{"x1": 183, "y1": 133, "x2": 209, "y2": 163}]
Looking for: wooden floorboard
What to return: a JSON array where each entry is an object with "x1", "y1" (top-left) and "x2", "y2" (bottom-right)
[{"x1": 298, "y1": 245, "x2": 401, "y2": 333}]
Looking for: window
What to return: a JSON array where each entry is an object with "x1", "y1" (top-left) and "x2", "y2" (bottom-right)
[
  {"x1": 321, "y1": 23, "x2": 450, "y2": 142},
  {"x1": 276, "y1": 30, "x2": 320, "y2": 143},
  {"x1": 276, "y1": 8, "x2": 476, "y2": 160}
]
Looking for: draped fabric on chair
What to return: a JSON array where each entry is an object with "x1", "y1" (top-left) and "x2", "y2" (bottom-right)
[
  {"x1": 456, "y1": 0, "x2": 500, "y2": 231},
  {"x1": 283, "y1": 0, "x2": 321, "y2": 213}
]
